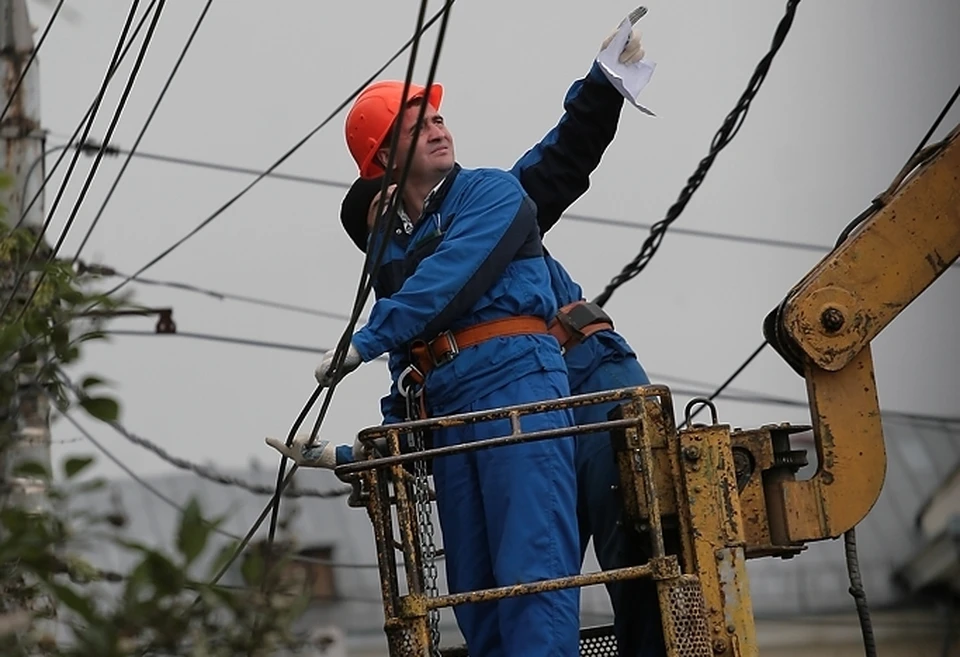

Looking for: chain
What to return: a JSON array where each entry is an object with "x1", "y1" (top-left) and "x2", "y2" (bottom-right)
[{"x1": 405, "y1": 388, "x2": 441, "y2": 655}]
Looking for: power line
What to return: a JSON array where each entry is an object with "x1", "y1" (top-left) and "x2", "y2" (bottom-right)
[
  {"x1": 0, "y1": 0, "x2": 149, "y2": 320},
  {"x1": 0, "y1": 0, "x2": 65, "y2": 122},
  {"x1": 90, "y1": 5, "x2": 452, "y2": 308},
  {"x1": 55, "y1": 372, "x2": 351, "y2": 499},
  {"x1": 593, "y1": 0, "x2": 802, "y2": 307},
  {"x1": 682, "y1": 341, "x2": 769, "y2": 427},
  {"x1": 71, "y1": 0, "x2": 216, "y2": 263},
  {"x1": 102, "y1": 328, "x2": 960, "y2": 425},
  {"x1": 15, "y1": 0, "x2": 169, "y2": 323},
  {"x1": 48, "y1": 386, "x2": 243, "y2": 543},
  {"x1": 264, "y1": 0, "x2": 456, "y2": 570},
  {"x1": 78, "y1": 262, "x2": 355, "y2": 322},
  {"x1": 12, "y1": 0, "x2": 161, "y2": 232},
  {"x1": 56, "y1": 137, "x2": 851, "y2": 256},
  {"x1": 45, "y1": 386, "x2": 392, "y2": 571}
]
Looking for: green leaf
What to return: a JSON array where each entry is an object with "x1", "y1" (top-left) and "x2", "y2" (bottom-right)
[
  {"x1": 13, "y1": 461, "x2": 49, "y2": 479},
  {"x1": 80, "y1": 375, "x2": 109, "y2": 390},
  {"x1": 47, "y1": 581, "x2": 97, "y2": 623},
  {"x1": 79, "y1": 395, "x2": 119, "y2": 422},
  {"x1": 240, "y1": 550, "x2": 265, "y2": 587},
  {"x1": 177, "y1": 498, "x2": 212, "y2": 566},
  {"x1": 142, "y1": 551, "x2": 184, "y2": 596},
  {"x1": 63, "y1": 456, "x2": 95, "y2": 480}
]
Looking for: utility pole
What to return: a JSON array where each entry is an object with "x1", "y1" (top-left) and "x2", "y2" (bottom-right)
[{"x1": 1, "y1": 0, "x2": 53, "y2": 531}]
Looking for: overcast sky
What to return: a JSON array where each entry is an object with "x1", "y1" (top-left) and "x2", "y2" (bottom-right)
[{"x1": 24, "y1": 0, "x2": 959, "y2": 486}]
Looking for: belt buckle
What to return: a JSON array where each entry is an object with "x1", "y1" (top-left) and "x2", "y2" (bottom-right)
[{"x1": 429, "y1": 330, "x2": 459, "y2": 366}]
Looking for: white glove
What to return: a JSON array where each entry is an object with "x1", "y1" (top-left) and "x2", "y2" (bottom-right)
[
  {"x1": 601, "y1": 25, "x2": 645, "y2": 65},
  {"x1": 265, "y1": 433, "x2": 338, "y2": 469},
  {"x1": 315, "y1": 341, "x2": 362, "y2": 386}
]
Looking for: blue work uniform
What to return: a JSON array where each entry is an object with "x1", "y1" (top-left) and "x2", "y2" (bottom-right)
[
  {"x1": 352, "y1": 165, "x2": 581, "y2": 657},
  {"x1": 508, "y1": 63, "x2": 667, "y2": 657},
  {"x1": 341, "y1": 62, "x2": 666, "y2": 657}
]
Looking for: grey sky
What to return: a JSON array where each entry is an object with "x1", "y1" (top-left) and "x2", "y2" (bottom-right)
[{"x1": 27, "y1": 0, "x2": 959, "y2": 482}]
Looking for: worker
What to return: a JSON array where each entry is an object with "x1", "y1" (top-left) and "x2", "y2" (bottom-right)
[
  {"x1": 304, "y1": 78, "x2": 582, "y2": 657},
  {"x1": 269, "y1": 23, "x2": 667, "y2": 657}
]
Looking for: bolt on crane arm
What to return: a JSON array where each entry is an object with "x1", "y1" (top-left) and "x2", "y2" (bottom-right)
[{"x1": 763, "y1": 122, "x2": 960, "y2": 542}]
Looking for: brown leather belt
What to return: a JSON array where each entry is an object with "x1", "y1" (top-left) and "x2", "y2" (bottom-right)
[
  {"x1": 547, "y1": 300, "x2": 614, "y2": 352},
  {"x1": 408, "y1": 316, "x2": 549, "y2": 382}
]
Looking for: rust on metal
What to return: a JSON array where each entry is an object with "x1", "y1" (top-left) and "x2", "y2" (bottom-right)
[
  {"x1": 780, "y1": 123, "x2": 960, "y2": 372},
  {"x1": 338, "y1": 416, "x2": 643, "y2": 476},
  {"x1": 427, "y1": 564, "x2": 654, "y2": 610},
  {"x1": 775, "y1": 347, "x2": 887, "y2": 541},
  {"x1": 657, "y1": 575, "x2": 713, "y2": 657},
  {"x1": 678, "y1": 424, "x2": 757, "y2": 657},
  {"x1": 356, "y1": 386, "x2": 671, "y2": 440}
]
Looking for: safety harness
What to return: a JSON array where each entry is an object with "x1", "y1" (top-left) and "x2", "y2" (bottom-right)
[{"x1": 399, "y1": 299, "x2": 613, "y2": 393}]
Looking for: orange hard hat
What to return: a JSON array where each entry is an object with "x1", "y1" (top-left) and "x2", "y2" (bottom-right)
[{"x1": 345, "y1": 80, "x2": 444, "y2": 180}]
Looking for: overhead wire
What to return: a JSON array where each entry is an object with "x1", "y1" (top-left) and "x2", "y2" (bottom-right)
[
  {"x1": 267, "y1": 0, "x2": 454, "y2": 557},
  {"x1": 0, "y1": 0, "x2": 65, "y2": 123},
  {"x1": 0, "y1": 0, "x2": 149, "y2": 320},
  {"x1": 54, "y1": 136, "x2": 891, "y2": 258},
  {"x1": 835, "y1": 82, "x2": 960, "y2": 247},
  {"x1": 202, "y1": 0, "x2": 456, "y2": 590},
  {"x1": 70, "y1": 0, "x2": 217, "y2": 263},
  {"x1": 11, "y1": 0, "x2": 169, "y2": 325},
  {"x1": 44, "y1": 385, "x2": 392, "y2": 571},
  {"x1": 53, "y1": 370, "x2": 350, "y2": 498},
  {"x1": 100, "y1": 329, "x2": 960, "y2": 425},
  {"x1": 687, "y1": 80, "x2": 960, "y2": 426},
  {"x1": 11, "y1": 0, "x2": 162, "y2": 232},
  {"x1": 9, "y1": 0, "x2": 457, "y2": 376},
  {"x1": 684, "y1": 81, "x2": 960, "y2": 657},
  {"x1": 77, "y1": 261, "x2": 355, "y2": 321},
  {"x1": 592, "y1": 0, "x2": 802, "y2": 307}
]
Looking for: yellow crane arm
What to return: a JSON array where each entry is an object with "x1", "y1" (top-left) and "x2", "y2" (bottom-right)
[{"x1": 763, "y1": 123, "x2": 960, "y2": 541}]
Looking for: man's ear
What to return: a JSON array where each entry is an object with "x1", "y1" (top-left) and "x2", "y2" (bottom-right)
[{"x1": 375, "y1": 149, "x2": 390, "y2": 171}]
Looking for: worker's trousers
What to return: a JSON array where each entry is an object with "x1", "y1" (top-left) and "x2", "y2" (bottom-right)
[
  {"x1": 432, "y1": 368, "x2": 581, "y2": 657},
  {"x1": 572, "y1": 356, "x2": 666, "y2": 657}
]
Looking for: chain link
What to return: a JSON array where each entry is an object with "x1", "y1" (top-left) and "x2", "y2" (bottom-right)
[{"x1": 405, "y1": 389, "x2": 441, "y2": 655}]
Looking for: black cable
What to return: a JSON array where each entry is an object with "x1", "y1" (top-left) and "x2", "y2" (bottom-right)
[
  {"x1": 263, "y1": 0, "x2": 428, "y2": 548},
  {"x1": 11, "y1": 0, "x2": 161, "y2": 232},
  {"x1": 13, "y1": 0, "x2": 168, "y2": 325},
  {"x1": 102, "y1": 328, "x2": 960, "y2": 424},
  {"x1": 89, "y1": 3, "x2": 454, "y2": 311},
  {"x1": 844, "y1": 529, "x2": 878, "y2": 657},
  {"x1": 0, "y1": 0, "x2": 65, "y2": 122},
  {"x1": 680, "y1": 341, "x2": 769, "y2": 428},
  {"x1": 592, "y1": 0, "x2": 802, "y2": 308},
  {"x1": 0, "y1": 0, "x2": 146, "y2": 320},
  {"x1": 201, "y1": 0, "x2": 456, "y2": 589},
  {"x1": 47, "y1": 137, "x2": 352, "y2": 190},
  {"x1": 71, "y1": 0, "x2": 216, "y2": 263},
  {"x1": 10, "y1": 0, "x2": 457, "y2": 372},
  {"x1": 836, "y1": 82, "x2": 960, "y2": 248},
  {"x1": 79, "y1": 262, "x2": 354, "y2": 321},
  {"x1": 911, "y1": 83, "x2": 960, "y2": 162},
  {"x1": 266, "y1": 0, "x2": 454, "y2": 560},
  {"x1": 105, "y1": 329, "x2": 357, "y2": 357}
]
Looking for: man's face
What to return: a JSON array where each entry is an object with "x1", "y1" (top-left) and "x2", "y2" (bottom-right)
[{"x1": 379, "y1": 100, "x2": 455, "y2": 182}]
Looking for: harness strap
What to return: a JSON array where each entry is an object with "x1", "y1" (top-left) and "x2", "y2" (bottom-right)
[
  {"x1": 547, "y1": 300, "x2": 614, "y2": 352},
  {"x1": 408, "y1": 315, "x2": 549, "y2": 381}
]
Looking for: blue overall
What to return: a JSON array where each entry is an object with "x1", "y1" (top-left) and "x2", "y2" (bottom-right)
[
  {"x1": 343, "y1": 62, "x2": 666, "y2": 656},
  {"x1": 352, "y1": 166, "x2": 581, "y2": 657}
]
